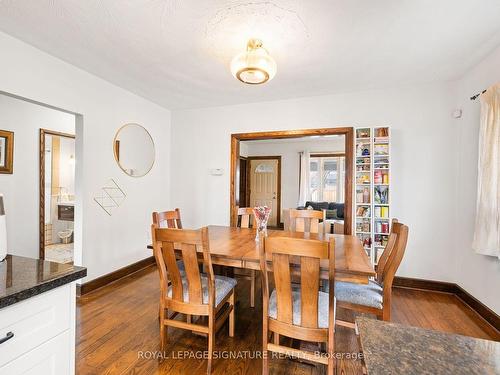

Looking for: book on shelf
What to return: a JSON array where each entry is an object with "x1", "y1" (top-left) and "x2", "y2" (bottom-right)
[
  {"x1": 374, "y1": 143, "x2": 389, "y2": 155},
  {"x1": 375, "y1": 127, "x2": 389, "y2": 137},
  {"x1": 356, "y1": 144, "x2": 371, "y2": 157},
  {"x1": 374, "y1": 157, "x2": 389, "y2": 164},
  {"x1": 356, "y1": 128, "x2": 371, "y2": 138},
  {"x1": 374, "y1": 206, "x2": 389, "y2": 218},
  {"x1": 356, "y1": 206, "x2": 371, "y2": 217},
  {"x1": 374, "y1": 185, "x2": 389, "y2": 204},
  {"x1": 375, "y1": 221, "x2": 390, "y2": 234}
]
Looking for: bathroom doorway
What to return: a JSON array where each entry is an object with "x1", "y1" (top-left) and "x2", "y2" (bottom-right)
[{"x1": 39, "y1": 129, "x2": 75, "y2": 263}]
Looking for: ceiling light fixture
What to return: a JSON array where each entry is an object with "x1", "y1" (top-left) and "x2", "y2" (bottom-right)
[{"x1": 230, "y1": 39, "x2": 277, "y2": 85}]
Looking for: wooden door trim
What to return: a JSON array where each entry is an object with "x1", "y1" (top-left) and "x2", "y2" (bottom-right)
[
  {"x1": 230, "y1": 127, "x2": 354, "y2": 234},
  {"x1": 39, "y1": 129, "x2": 75, "y2": 259},
  {"x1": 246, "y1": 156, "x2": 282, "y2": 226}
]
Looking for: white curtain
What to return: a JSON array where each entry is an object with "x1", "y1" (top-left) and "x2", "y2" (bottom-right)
[
  {"x1": 298, "y1": 151, "x2": 310, "y2": 206},
  {"x1": 472, "y1": 83, "x2": 500, "y2": 258}
]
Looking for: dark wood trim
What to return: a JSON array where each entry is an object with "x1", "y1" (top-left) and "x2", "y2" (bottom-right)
[
  {"x1": 237, "y1": 156, "x2": 248, "y2": 207},
  {"x1": 0, "y1": 130, "x2": 14, "y2": 174},
  {"x1": 230, "y1": 127, "x2": 354, "y2": 235},
  {"x1": 394, "y1": 276, "x2": 500, "y2": 332},
  {"x1": 393, "y1": 276, "x2": 456, "y2": 294},
  {"x1": 455, "y1": 284, "x2": 500, "y2": 333},
  {"x1": 78, "y1": 256, "x2": 156, "y2": 296},
  {"x1": 39, "y1": 128, "x2": 76, "y2": 259},
  {"x1": 246, "y1": 156, "x2": 282, "y2": 225}
]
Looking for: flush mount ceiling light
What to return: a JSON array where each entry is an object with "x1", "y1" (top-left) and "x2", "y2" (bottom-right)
[{"x1": 230, "y1": 39, "x2": 277, "y2": 85}]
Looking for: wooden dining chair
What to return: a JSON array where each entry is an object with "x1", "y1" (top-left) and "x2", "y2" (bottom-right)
[
  {"x1": 153, "y1": 209, "x2": 185, "y2": 273},
  {"x1": 151, "y1": 225, "x2": 236, "y2": 374},
  {"x1": 375, "y1": 218, "x2": 398, "y2": 284},
  {"x1": 152, "y1": 208, "x2": 183, "y2": 229},
  {"x1": 259, "y1": 235, "x2": 336, "y2": 375},
  {"x1": 234, "y1": 207, "x2": 257, "y2": 307},
  {"x1": 288, "y1": 208, "x2": 326, "y2": 234},
  {"x1": 335, "y1": 221, "x2": 408, "y2": 321}
]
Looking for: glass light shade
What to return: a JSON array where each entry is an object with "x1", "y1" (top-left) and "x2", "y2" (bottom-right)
[{"x1": 231, "y1": 39, "x2": 277, "y2": 84}]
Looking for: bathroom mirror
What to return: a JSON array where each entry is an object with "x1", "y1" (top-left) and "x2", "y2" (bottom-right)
[{"x1": 113, "y1": 123, "x2": 155, "y2": 177}]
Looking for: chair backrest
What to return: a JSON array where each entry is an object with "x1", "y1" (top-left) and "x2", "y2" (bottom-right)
[
  {"x1": 259, "y1": 236, "x2": 335, "y2": 330},
  {"x1": 151, "y1": 225, "x2": 215, "y2": 308},
  {"x1": 375, "y1": 218, "x2": 398, "y2": 284},
  {"x1": 381, "y1": 222, "x2": 408, "y2": 291},
  {"x1": 288, "y1": 209, "x2": 326, "y2": 234},
  {"x1": 235, "y1": 206, "x2": 257, "y2": 228},
  {"x1": 152, "y1": 208, "x2": 183, "y2": 229}
]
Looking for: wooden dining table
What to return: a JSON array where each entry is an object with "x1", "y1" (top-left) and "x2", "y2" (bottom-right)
[{"x1": 150, "y1": 225, "x2": 375, "y2": 284}]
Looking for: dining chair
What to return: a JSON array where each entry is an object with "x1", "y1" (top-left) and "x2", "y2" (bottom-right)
[
  {"x1": 151, "y1": 225, "x2": 236, "y2": 374},
  {"x1": 152, "y1": 209, "x2": 185, "y2": 273},
  {"x1": 234, "y1": 206, "x2": 257, "y2": 307},
  {"x1": 259, "y1": 235, "x2": 336, "y2": 375},
  {"x1": 335, "y1": 221, "x2": 408, "y2": 322},
  {"x1": 152, "y1": 208, "x2": 183, "y2": 229},
  {"x1": 288, "y1": 208, "x2": 326, "y2": 234},
  {"x1": 375, "y1": 218, "x2": 398, "y2": 284}
]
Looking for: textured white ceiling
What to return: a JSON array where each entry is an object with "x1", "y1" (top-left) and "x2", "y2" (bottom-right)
[{"x1": 0, "y1": 0, "x2": 499, "y2": 109}]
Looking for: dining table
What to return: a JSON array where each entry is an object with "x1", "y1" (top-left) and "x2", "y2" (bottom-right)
[{"x1": 150, "y1": 225, "x2": 375, "y2": 284}]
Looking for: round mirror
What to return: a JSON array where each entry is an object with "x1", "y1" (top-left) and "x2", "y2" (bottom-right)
[{"x1": 113, "y1": 123, "x2": 155, "y2": 177}]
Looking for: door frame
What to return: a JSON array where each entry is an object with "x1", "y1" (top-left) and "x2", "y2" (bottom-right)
[
  {"x1": 39, "y1": 128, "x2": 75, "y2": 259},
  {"x1": 230, "y1": 127, "x2": 354, "y2": 234},
  {"x1": 246, "y1": 156, "x2": 282, "y2": 227}
]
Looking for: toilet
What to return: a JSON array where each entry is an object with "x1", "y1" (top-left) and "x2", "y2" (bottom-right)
[{"x1": 58, "y1": 229, "x2": 73, "y2": 244}]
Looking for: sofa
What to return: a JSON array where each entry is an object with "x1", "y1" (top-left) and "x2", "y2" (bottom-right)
[{"x1": 297, "y1": 201, "x2": 345, "y2": 220}]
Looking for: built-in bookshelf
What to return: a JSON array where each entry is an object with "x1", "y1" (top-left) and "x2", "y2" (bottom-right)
[{"x1": 354, "y1": 127, "x2": 391, "y2": 265}]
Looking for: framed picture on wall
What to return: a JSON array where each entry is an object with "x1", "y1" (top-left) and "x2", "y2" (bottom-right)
[{"x1": 0, "y1": 130, "x2": 14, "y2": 174}]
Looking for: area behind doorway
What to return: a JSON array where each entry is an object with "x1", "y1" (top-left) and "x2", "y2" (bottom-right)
[{"x1": 244, "y1": 156, "x2": 281, "y2": 227}]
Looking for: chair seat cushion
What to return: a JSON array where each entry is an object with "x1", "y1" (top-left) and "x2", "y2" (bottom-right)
[
  {"x1": 335, "y1": 280, "x2": 383, "y2": 309},
  {"x1": 167, "y1": 274, "x2": 236, "y2": 307},
  {"x1": 268, "y1": 289, "x2": 335, "y2": 329}
]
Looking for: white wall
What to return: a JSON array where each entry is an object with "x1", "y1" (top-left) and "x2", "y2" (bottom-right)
[
  {"x1": 452, "y1": 44, "x2": 500, "y2": 314},
  {"x1": 243, "y1": 138, "x2": 345, "y2": 221},
  {"x1": 0, "y1": 94, "x2": 75, "y2": 258},
  {"x1": 0, "y1": 31, "x2": 171, "y2": 282},
  {"x1": 172, "y1": 82, "x2": 458, "y2": 284},
  {"x1": 58, "y1": 136, "x2": 76, "y2": 196}
]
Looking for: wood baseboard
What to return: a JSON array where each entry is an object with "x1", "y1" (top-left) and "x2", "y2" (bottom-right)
[
  {"x1": 77, "y1": 256, "x2": 155, "y2": 296},
  {"x1": 393, "y1": 276, "x2": 456, "y2": 294},
  {"x1": 454, "y1": 284, "x2": 500, "y2": 332},
  {"x1": 394, "y1": 276, "x2": 499, "y2": 332}
]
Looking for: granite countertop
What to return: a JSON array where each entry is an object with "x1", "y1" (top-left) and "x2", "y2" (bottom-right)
[
  {"x1": 0, "y1": 254, "x2": 86, "y2": 309},
  {"x1": 356, "y1": 317, "x2": 500, "y2": 375}
]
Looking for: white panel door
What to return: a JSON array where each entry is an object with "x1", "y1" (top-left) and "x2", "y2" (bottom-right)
[{"x1": 249, "y1": 159, "x2": 278, "y2": 226}]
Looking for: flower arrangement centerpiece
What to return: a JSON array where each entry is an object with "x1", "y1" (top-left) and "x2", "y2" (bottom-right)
[{"x1": 253, "y1": 206, "x2": 271, "y2": 241}]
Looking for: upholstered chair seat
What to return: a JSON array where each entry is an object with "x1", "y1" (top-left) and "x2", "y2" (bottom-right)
[
  {"x1": 268, "y1": 289, "x2": 335, "y2": 329},
  {"x1": 167, "y1": 274, "x2": 237, "y2": 306},
  {"x1": 335, "y1": 280, "x2": 383, "y2": 309}
]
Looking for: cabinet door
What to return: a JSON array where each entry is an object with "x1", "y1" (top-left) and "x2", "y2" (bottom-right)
[
  {"x1": 0, "y1": 284, "x2": 70, "y2": 367},
  {"x1": 0, "y1": 331, "x2": 71, "y2": 375}
]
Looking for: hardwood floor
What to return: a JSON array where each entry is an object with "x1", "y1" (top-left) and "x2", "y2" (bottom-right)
[{"x1": 77, "y1": 266, "x2": 499, "y2": 375}]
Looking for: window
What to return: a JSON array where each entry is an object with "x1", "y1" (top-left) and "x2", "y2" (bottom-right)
[{"x1": 309, "y1": 155, "x2": 345, "y2": 202}]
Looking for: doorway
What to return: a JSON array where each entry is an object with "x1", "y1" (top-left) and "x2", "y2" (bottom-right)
[
  {"x1": 40, "y1": 129, "x2": 76, "y2": 263},
  {"x1": 247, "y1": 156, "x2": 281, "y2": 227},
  {"x1": 230, "y1": 127, "x2": 354, "y2": 234}
]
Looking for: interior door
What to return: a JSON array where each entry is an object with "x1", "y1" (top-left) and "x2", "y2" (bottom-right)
[{"x1": 249, "y1": 159, "x2": 278, "y2": 226}]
